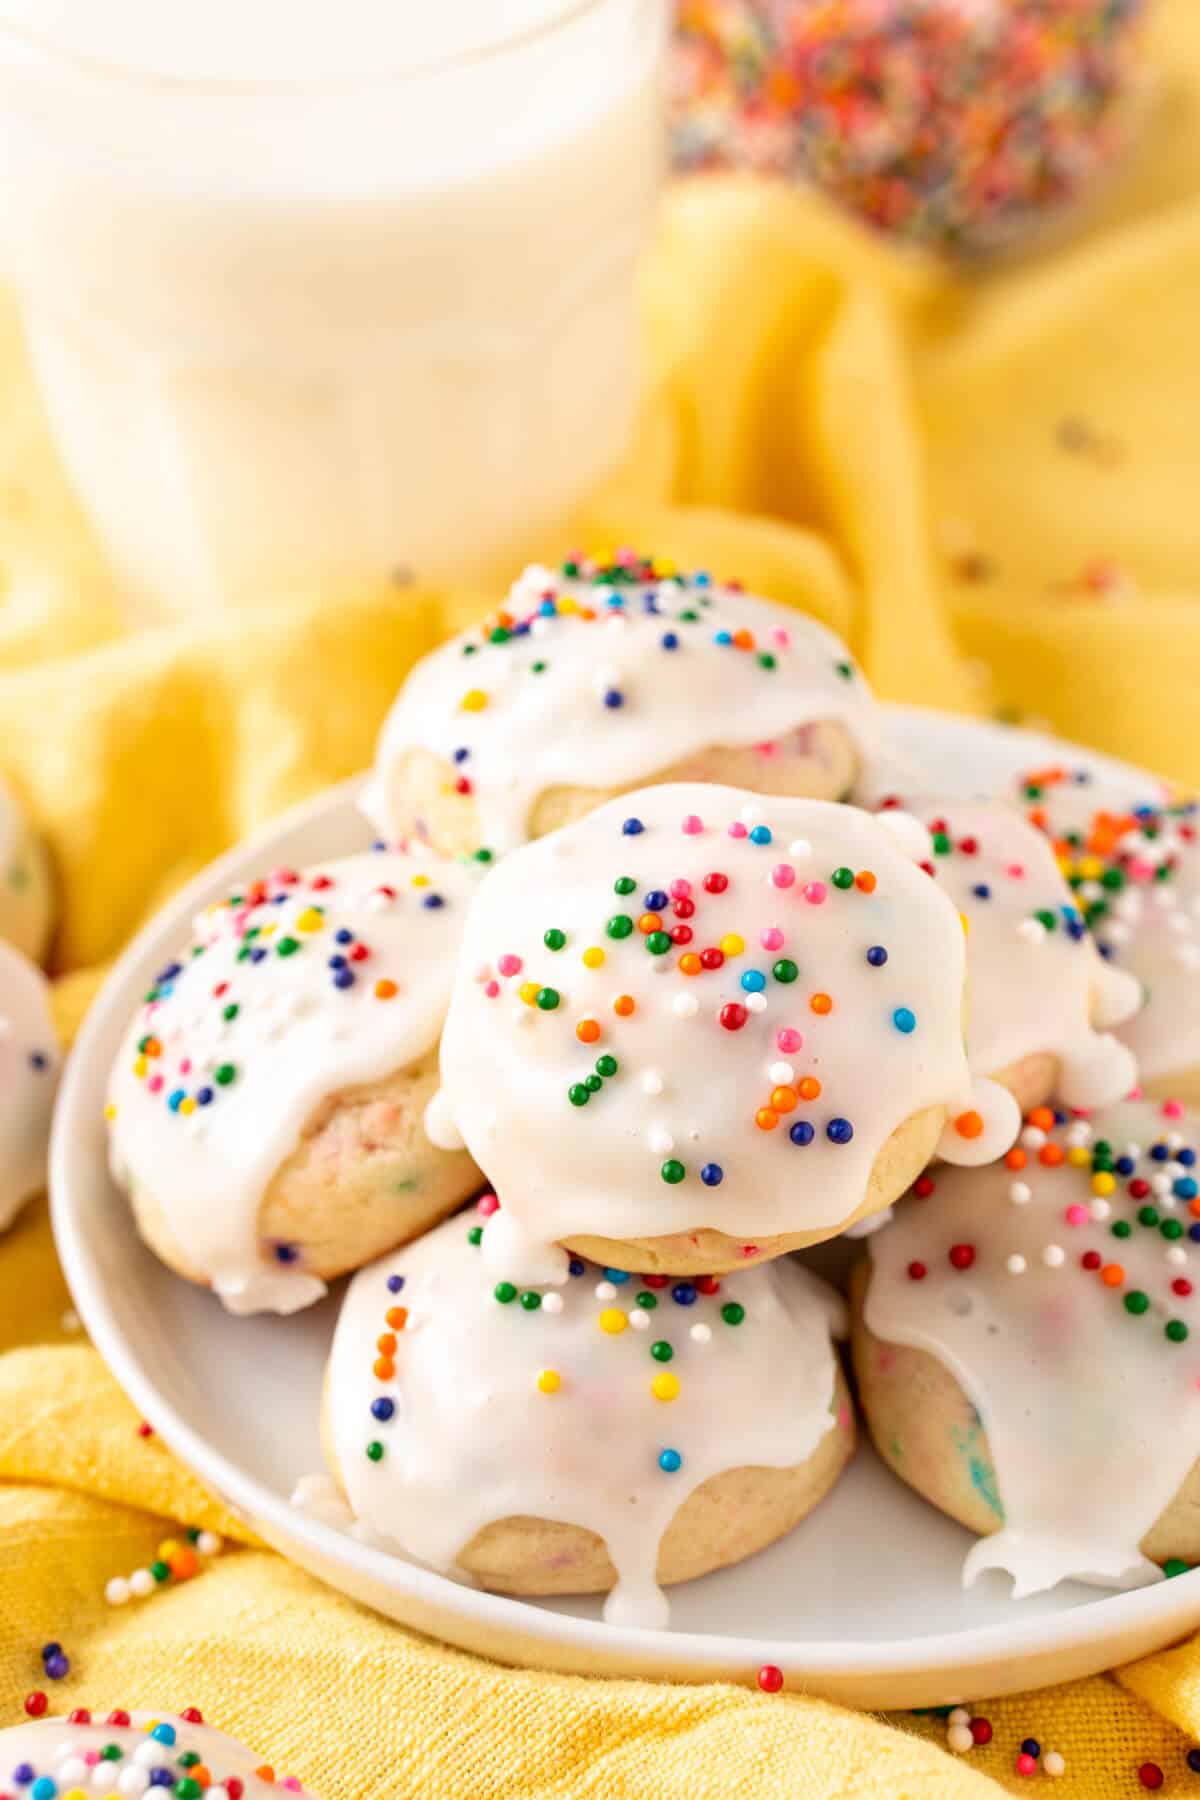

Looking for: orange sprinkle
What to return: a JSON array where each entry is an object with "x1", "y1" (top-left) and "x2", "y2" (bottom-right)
[
  {"x1": 798, "y1": 1076, "x2": 822, "y2": 1101},
  {"x1": 386, "y1": 1306, "x2": 408, "y2": 1330},
  {"x1": 1190, "y1": 1197, "x2": 1200, "y2": 1219},
  {"x1": 755, "y1": 1108, "x2": 779, "y2": 1131},
  {"x1": 374, "y1": 978, "x2": 398, "y2": 1000},
  {"x1": 678, "y1": 954, "x2": 702, "y2": 977},
  {"x1": 732, "y1": 628, "x2": 755, "y2": 650},
  {"x1": 613, "y1": 994, "x2": 636, "y2": 1015},
  {"x1": 144, "y1": 1036, "x2": 162, "y2": 1058},
  {"x1": 1027, "y1": 1105, "x2": 1056, "y2": 1132},
  {"x1": 638, "y1": 912, "x2": 663, "y2": 935},
  {"x1": 810, "y1": 993, "x2": 832, "y2": 1015},
  {"x1": 373, "y1": 1357, "x2": 395, "y2": 1381},
  {"x1": 376, "y1": 1332, "x2": 397, "y2": 1356},
  {"x1": 167, "y1": 1547, "x2": 198, "y2": 1580},
  {"x1": 770, "y1": 1085, "x2": 798, "y2": 1114},
  {"x1": 1039, "y1": 1143, "x2": 1065, "y2": 1167},
  {"x1": 1005, "y1": 1147, "x2": 1028, "y2": 1170},
  {"x1": 191, "y1": 1768, "x2": 211, "y2": 1790},
  {"x1": 855, "y1": 871, "x2": 877, "y2": 893},
  {"x1": 1101, "y1": 1263, "x2": 1126, "y2": 1288},
  {"x1": 576, "y1": 1019, "x2": 601, "y2": 1044},
  {"x1": 579, "y1": 606, "x2": 597, "y2": 621},
  {"x1": 955, "y1": 1110, "x2": 984, "y2": 1140},
  {"x1": 256, "y1": 1768, "x2": 276, "y2": 1786}
]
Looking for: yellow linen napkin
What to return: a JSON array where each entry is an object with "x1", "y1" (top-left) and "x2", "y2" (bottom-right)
[{"x1": 5, "y1": 0, "x2": 1200, "y2": 1792}]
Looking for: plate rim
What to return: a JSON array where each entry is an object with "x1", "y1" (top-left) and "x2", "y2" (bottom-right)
[{"x1": 49, "y1": 706, "x2": 1200, "y2": 1692}]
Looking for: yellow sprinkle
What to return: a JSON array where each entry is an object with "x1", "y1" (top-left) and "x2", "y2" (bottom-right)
[
  {"x1": 62, "y1": 1790, "x2": 89, "y2": 1799},
  {"x1": 557, "y1": 596, "x2": 579, "y2": 616},
  {"x1": 1067, "y1": 1145, "x2": 1091, "y2": 1167},
  {"x1": 582, "y1": 947, "x2": 605, "y2": 969},
  {"x1": 536, "y1": 1369, "x2": 561, "y2": 1394},
  {"x1": 295, "y1": 906, "x2": 324, "y2": 932},
  {"x1": 157, "y1": 1539, "x2": 179, "y2": 1560},
  {"x1": 1078, "y1": 856, "x2": 1104, "y2": 880},
  {"x1": 261, "y1": 922, "x2": 276, "y2": 938},
  {"x1": 719, "y1": 933, "x2": 745, "y2": 957},
  {"x1": 411, "y1": 874, "x2": 430, "y2": 888},
  {"x1": 461, "y1": 688, "x2": 488, "y2": 712},
  {"x1": 104, "y1": 1103, "x2": 117, "y2": 1122},
  {"x1": 179, "y1": 1097, "x2": 196, "y2": 1116},
  {"x1": 653, "y1": 556, "x2": 677, "y2": 578},
  {"x1": 589, "y1": 546, "x2": 614, "y2": 567},
  {"x1": 1091, "y1": 1171, "x2": 1116, "y2": 1196},
  {"x1": 960, "y1": 912, "x2": 970, "y2": 936},
  {"x1": 1056, "y1": 853, "x2": 1073, "y2": 877},
  {"x1": 133, "y1": 1056, "x2": 148, "y2": 1079},
  {"x1": 651, "y1": 1372, "x2": 680, "y2": 1402},
  {"x1": 519, "y1": 981, "x2": 540, "y2": 1006},
  {"x1": 598, "y1": 1308, "x2": 628, "y2": 1335}
]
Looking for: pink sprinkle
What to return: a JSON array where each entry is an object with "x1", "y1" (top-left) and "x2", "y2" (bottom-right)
[
  {"x1": 1130, "y1": 1084, "x2": 1144, "y2": 1100},
  {"x1": 179, "y1": 1059, "x2": 192, "y2": 1075},
  {"x1": 1006, "y1": 863, "x2": 1025, "y2": 879},
  {"x1": 681, "y1": 814, "x2": 704, "y2": 835},
  {"x1": 1164, "y1": 1098, "x2": 1185, "y2": 1118},
  {"x1": 497, "y1": 954, "x2": 522, "y2": 978},
  {"x1": 776, "y1": 1028, "x2": 802, "y2": 1053},
  {"x1": 727, "y1": 821, "x2": 748, "y2": 839},
  {"x1": 148, "y1": 1075, "x2": 164, "y2": 1094},
  {"x1": 477, "y1": 1192, "x2": 500, "y2": 1216},
  {"x1": 85, "y1": 1752, "x2": 101, "y2": 1767},
  {"x1": 837, "y1": 1404, "x2": 851, "y2": 1430},
  {"x1": 282, "y1": 1782, "x2": 303, "y2": 1794},
  {"x1": 1065, "y1": 1204, "x2": 1090, "y2": 1227},
  {"x1": 669, "y1": 879, "x2": 692, "y2": 899},
  {"x1": 484, "y1": 980, "x2": 500, "y2": 998},
  {"x1": 760, "y1": 927, "x2": 784, "y2": 951},
  {"x1": 754, "y1": 741, "x2": 779, "y2": 758},
  {"x1": 771, "y1": 626, "x2": 791, "y2": 648},
  {"x1": 803, "y1": 881, "x2": 827, "y2": 905},
  {"x1": 771, "y1": 864, "x2": 796, "y2": 889},
  {"x1": 1129, "y1": 858, "x2": 1156, "y2": 882}
]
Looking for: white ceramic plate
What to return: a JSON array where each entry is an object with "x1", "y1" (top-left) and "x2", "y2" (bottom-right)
[{"x1": 51, "y1": 707, "x2": 1200, "y2": 1709}]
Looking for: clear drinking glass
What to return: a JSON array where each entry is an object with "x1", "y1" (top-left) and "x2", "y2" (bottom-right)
[{"x1": 0, "y1": 1, "x2": 666, "y2": 619}]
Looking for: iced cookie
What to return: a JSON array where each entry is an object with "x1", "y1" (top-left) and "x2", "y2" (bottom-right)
[
  {"x1": 107, "y1": 848, "x2": 484, "y2": 1315},
  {"x1": 853, "y1": 1100, "x2": 1200, "y2": 1595},
  {"x1": 363, "y1": 553, "x2": 876, "y2": 857},
  {"x1": 0, "y1": 1706, "x2": 316, "y2": 1797},
  {"x1": 427, "y1": 784, "x2": 1020, "y2": 1277},
  {"x1": 0, "y1": 941, "x2": 60, "y2": 1231},
  {"x1": 313, "y1": 1208, "x2": 854, "y2": 1629},
  {"x1": 1020, "y1": 765, "x2": 1200, "y2": 1103},
  {"x1": 873, "y1": 796, "x2": 1141, "y2": 1110},
  {"x1": 0, "y1": 773, "x2": 53, "y2": 964}
]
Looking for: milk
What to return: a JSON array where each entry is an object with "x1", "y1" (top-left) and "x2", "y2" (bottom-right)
[{"x1": 0, "y1": 1, "x2": 665, "y2": 617}]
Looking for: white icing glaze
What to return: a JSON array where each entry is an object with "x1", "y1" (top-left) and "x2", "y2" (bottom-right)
[
  {"x1": 363, "y1": 556, "x2": 878, "y2": 853},
  {"x1": 875, "y1": 798, "x2": 1141, "y2": 1105},
  {"x1": 325, "y1": 1209, "x2": 848, "y2": 1628},
  {"x1": 865, "y1": 1099, "x2": 1200, "y2": 1596},
  {"x1": 0, "y1": 1711, "x2": 315, "y2": 1797},
  {"x1": 0, "y1": 774, "x2": 50, "y2": 964},
  {"x1": 106, "y1": 847, "x2": 483, "y2": 1314},
  {"x1": 0, "y1": 941, "x2": 60, "y2": 1230},
  {"x1": 433, "y1": 784, "x2": 1020, "y2": 1257},
  {"x1": 1016, "y1": 768, "x2": 1200, "y2": 1086}
]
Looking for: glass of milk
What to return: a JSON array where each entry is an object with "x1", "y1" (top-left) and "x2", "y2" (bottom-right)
[{"x1": 0, "y1": 1, "x2": 666, "y2": 620}]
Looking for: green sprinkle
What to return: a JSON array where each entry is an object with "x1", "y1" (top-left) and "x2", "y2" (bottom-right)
[
  {"x1": 1167, "y1": 1320, "x2": 1190, "y2": 1343},
  {"x1": 1165, "y1": 1558, "x2": 1192, "y2": 1576},
  {"x1": 214, "y1": 1064, "x2": 236, "y2": 1087},
  {"x1": 101, "y1": 1747, "x2": 124, "y2": 1762},
  {"x1": 544, "y1": 928, "x2": 566, "y2": 951},
  {"x1": 835, "y1": 660, "x2": 854, "y2": 680},
  {"x1": 1112, "y1": 1220, "x2": 1133, "y2": 1239},
  {"x1": 614, "y1": 876, "x2": 637, "y2": 895},
  {"x1": 178, "y1": 1754, "x2": 201, "y2": 1770},
  {"x1": 467, "y1": 1225, "x2": 483, "y2": 1246},
  {"x1": 568, "y1": 1083, "x2": 590, "y2": 1106},
  {"x1": 661, "y1": 1159, "x2": 686, "y2": 1185},
  {"x1": 585, "y1": 1073, "x2": 603, "y2": 1092},
  {"x1": 175, "y1": 1782, "x2": 202, "y2": 1800},
  {"x1": 1124, "y1": 1290, "x2": 1150, "y2": 1315},
  {"x1": 607, "y1": 914, "x2": 634, "y2": 939},
  {"x1": 635, "y1": 1291, "x2": 658, "y2": 1310},
  {"x1": 1100, "y1": 868, "x2": 1125, "y2": 891},
  {"x1": 772, "y1": 959, "x2": 798, "y2": 984},
  {"x1": 490, "y1": 626, "x2": 511, "y2": 644},
  {"x1": 1162, "y1": 1219, "x2": 1185, "y2": 1241},
  {"x1": 531, "y1": 660, "x2": 547, "y2": 674},
  {"x1": 650, "y1": 1340, "x2": 673, "y2": 1363},
  {"x1": 365, "y1": 1442, "x2": 384, "y2": 1464},
  {"x1": 519, "y1": 1291, "x2": 542, "y2": 1312},
  {"x1": 645, "y1": 931, "x2": 672, "y2": 955},
  {"x1": 831, "y1": 867, "x2": 854, "y2": 889},
  {"x1": 151, "y1": 1561, "x2": 170, "y2": 1583},
  {"x1": 595, "y1": 1054, "x2": 618, "y2": 1077},
  {"x1": 757, "y1": 652, "x2": 776, "y2": 671},
  {"x1": 721, "y1": 1302, "x2": 746, "y2": 1326},
  {"x1": 494, "y1": 1282, "x2": 517, "y2": 1304},
  {"x1": 931, "y1": 833, "x2": 951, "y2": 856},
  {"x1": 474, "y1": 848, "x2": 494, "y2": 863},
  {"x1": 1034, "y1": 910, "x2": 1058, "y2": 931},
  {"x1": 536, "y1": 987, "x2": 560, "y2": 1011},
  {"x1": 222, "y1": 1003, "x2": 239, "y2": 1022},
  {"x1": 1138, "y1": 1205, "x2": 1160, "y2": 1227}
]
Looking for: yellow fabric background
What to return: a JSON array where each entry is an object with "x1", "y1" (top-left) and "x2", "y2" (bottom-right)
[{"x1": 3, "y1": 2, "x2": 1200, "y2": 1794}]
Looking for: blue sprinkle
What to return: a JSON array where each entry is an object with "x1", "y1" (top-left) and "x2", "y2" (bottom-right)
[
  {"x1": 603, "y1": 689, "x2": 624, "y2": 709},
  {"x1": 892, "y1": 1007, "x2": 917, "y2": 1034},
  {"x1": 694, "y1": 571, "x2": 711, "y2": 585},
  {"x1": 149, "y1": 1772, "x2": 175, "y2": 1788},
  {"x1": 644, "y1": 890, "x2": 669, "y2": 911},
  {"x1": 386, "y1": 1274, "x2": 406, "y2": 1293},
  {"x1": 749, "y1": 825, "x2": 772, "y2": 846},
  {"x1": 971, "y1": 884, "x2": 992, "y2": 900},
  {"x1": 1075, "y1": 770, "x2": 1093, "y2": 784},
  {"x1": 29, "y1": 1051, "x2": 48, "y2": 1071},
  {"x1": 274, "y1": 1243, "x2": 300, "y2": 1264},
  {"x1": 30, "y1": 1780, "x2": 56, "y2": 1800},
  {"x1": 371, "y1": 839, "x2": 388, "y2": 852},
  {"x1": 1065, "y1": 918, "x2": 1087, "y2": 941},
  {"x1": 539, "y1": 598, "x2": 557, "y2": 616},
  {"x1": 272, "y1": 893, "x2": 288, "y2": 904},
  {"x1": 1054, "y1": 1107, "x2": 1068, "y2": 1124},
  {"x1": 328, "y1": 954, "x2": 347, "y2": 969},
  {"x1": 40, "y1": 1642, "x2": 61, "y2": 1658},
  {"x1": 827, "y1": 1118, "x2": 854, "y2": 1145},
  {"x1": 714, "y1": 629, "x2": 733, "y2": 646},
  {"x1": 156, "y1": 961, "x2": 183, "y2": 983},
  {"x1": 700, "y1": 1163, "x2": 724, "y2": 1186},
  {"x1": 12, "y1": 1766, "x2": 33, "y2": 1787},
  {"x1": 371, "y1": 1397, "x2": 396, "y2": 1422},
  {"x1": 1115, "y1": 1155, "x2": 1135, "y2": 1175},
  {"x1": 661, "y1": 632, "x2": 679, "y2": 650},
  {"x1": 866, "y1": 946, "x2": 888, "y2": 967},
  {"x1": 250, "y1": 946, "x2": 268, "y2": 963},
  {"x1": 422, "y1": 893, "x2": 445, "y2": 909},
  {"x1": 604, "y1": 1268, "x2": 631, "y2": 1285},
  {"x1": 1151, "y1": 1142, "x2": 1171, "y2": 1161},
  {"x1": 512, "y1": 620, "x2": 530, "y2": 636},
  {"x1": 167, "y1": 1090, "x2": 186, "y2": 1113},
  {"x1": 1189, "y1": 1223, "x2": 1200, "y2": 1243},
  {"x1": 569, "y1": 1256, "x2": 587, "y2": 1276},
  {"x1": 642, "y1": 594, "x2": 661, "y2": 615},
  {"x1": 622, "y1": 818, "x2": 644, "y2": 836},
  {"x1": 1176, "y1": 1178, "x2": 1199, "y2": 1200},
  {"x1": 334, "y1": 927, "x2": 353, "y2": 943},
  {"x1": 604, "y1": 592, "x2": 624, "y2": 609},
  {"x1": 1098, "y1": 942, "x2": 1114, "y2": 959},
  {"x1": 671, "y1": 1283, "x2": 698, "y2": 1306},
  {"x1": 741, "y1": 969, "x2": 766, "y2": 992},
  {"x1": 1179, "y1": 1148, "x2": 1197, "y2": 1167},
  {"x1": 790, "y1": 1121, "x2": 815, "y2": 1147},
  {"x1": 1021, "y1": 1740, "x2": 1040, "y2": 1759},
  {"x1": 333, "y1": 968, "x2": 355, "y2": 989},
  {"x1": 658, "y1": 1448, "x2": 682, "y2": 1473},
  {"x1": 151, "y1": 1724, "x2": 177, "y2": 1746}
]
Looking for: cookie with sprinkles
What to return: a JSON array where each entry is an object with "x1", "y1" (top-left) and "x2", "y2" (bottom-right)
[
  {"x1": 1018, "y1": 765, "x2": 1200, "y2": 1104},
  {"x1": 362, "y1": 553, "x2": 877, "y2": 858},
  {"x1": 311, "y1": 1208, "x2": 853, "y2": 1630},
  {"x1": 854, "y1": 1099, "x2": 1200, "y2": 1596},
  {"x1": 0, "y1": 772, "x2": 53, "y2": 965},
  {"x1": 0, "y1": 941, "x2": 60, "y2": 1232},
  {"x1": 873, "y1": 796, "x2": 1141, "y2": 1111},
  {"x1": 0, "y1": 1708, "x2": 317, "y2": 1797},
  {"x1": 425, "y1": 783, "x2": 1020, "y2": 1278},
  {"x1": 106, "y1": 847, "x2": 484, "y2": 1315}
]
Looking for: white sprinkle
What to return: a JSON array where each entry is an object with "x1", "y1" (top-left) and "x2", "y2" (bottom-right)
[
  {"x1": 105, "y1": 1577, "x2": 130, "y2": 1606},
  {"x1": 1021, "y1": 1125, "x2": 1046, "y2": 1150},
  {"x1": 1010, "y1": 1182, "x2": 1032, "y2": 1206},
  {"x1": 133, "y1": 1743, "x2": 162, "y2": 1767},
  {"x1": 541, "y1": 1292, "x2": 564, "y2": 1314},
  {"x1": 129, "y1": 1567, "x2": 155, "y2": 1597},
  {"x1": 92, "y1": 1763, "x2": 118, "y2": 1792},
  {"x1": 745, "y1": 993, "x2": 768, "y2": 1014},
  {"x1": 690, "y1": 1322, "x2": 712, "y2": 1344},
  {"x1": 788, "y1": 839, "x2": 812, "y2": 858},
  {"x1": 629, "y1": 1310, "x2": 650, "y2": 1332},
  {"x1": 1169, "y1": 1246, "x2": 1190, "y2": 1266},
  {"x1": 672, "y1": 993, "x2": 699, "y2": 1019},
  {"x1": 649, "y1": 1128, "x2": 674, "y2": 1154},
  {"x1": 1091, "y1": 1198, "x2": 1112, "y2": 1221},
  {"x1": 947, "y1": 1725, "x2": 974, "y2": 1754},
  {"x1": 1006, "y1": 1254, "x2": 1027, "y2": 1275},
  {"x1": 948, "y1": 1709, "x2": 971, "y2": 1728},
  {"x1": 1065, "y1": 1120, "x2": 1093, "y2": 1148},
  {"x1": 1152, "y1": 1172, "x2": 1173, "y2": 1197},
  {"x1": 642, "y1": 1069, "x2": 664, "y2": 1096},
  {"x1": 1043, "y1": 1750, "x2": 1066, "y2": 1778},
  {"x1": 1042, "y1": 1244, "x2": 1065, "y2": 1268},
  {"x1": 59, "y1": 1760, "x2": 88, "y2": 1786},
  {"x1": 769, "y1": 1061, "x2": 795, "y2": 1085},
  {"x1": 60, "y1": 1308, "x2": 81, "y2": 1333},
  {"x1": 119, "y1": 1768, "x2": 152, "y2": 1796},
  {"x1": 1169, "y1": 1130, "x2": 1186, "y2": 1150},
  {"x1": 595, "y1": 1281, "x2": 617, "y2": 1302},
  {"x1": 1017, "y1": 919, "x2": 1047, "y2": 945}
]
